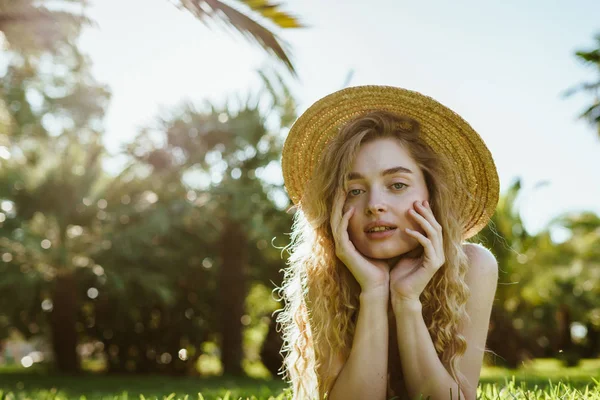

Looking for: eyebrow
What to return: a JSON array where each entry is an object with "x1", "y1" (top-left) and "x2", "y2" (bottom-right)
[{"x1": 347, "y1": 166, "x2": 413, "y2": 181}]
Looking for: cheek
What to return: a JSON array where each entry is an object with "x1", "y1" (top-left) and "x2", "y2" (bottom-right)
[
  {"x1": 399, "y1": 192, "x2": 428, "y2": 213},
  {"x1": 347, "y1": 215, "x2": 358, "y2": 232},
  {"x1": 347, "y1": 215, "x2": 364, "y2": 239}
]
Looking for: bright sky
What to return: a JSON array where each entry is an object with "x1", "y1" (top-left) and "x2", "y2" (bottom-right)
[{"x1": 78, "y1": 0, "x2": 600, "y2": 235}]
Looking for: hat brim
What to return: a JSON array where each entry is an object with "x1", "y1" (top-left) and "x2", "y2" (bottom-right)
[{"x1": 281, "y1": 85, "x2": 499, "y2": 239}]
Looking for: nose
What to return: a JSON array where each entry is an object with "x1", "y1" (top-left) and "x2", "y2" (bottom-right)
[{"x1": 365, "y1": 191, "x2": 387, "y2": 215}]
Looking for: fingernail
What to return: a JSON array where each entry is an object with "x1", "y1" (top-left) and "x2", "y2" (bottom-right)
[{"x1": 424, "y1": 200, "x2": 429, "y2": 207}]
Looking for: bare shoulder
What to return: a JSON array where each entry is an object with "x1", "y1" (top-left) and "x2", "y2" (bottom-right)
[
  {"x1": 461, "y1": 243, "x2": 498, "y2": 327},
  {"x1": 462, "y1": 242, "x2": 499, "y2": 284},
  {"x1": 457, "y1": 245, "x2": 499, "y2": 397}
]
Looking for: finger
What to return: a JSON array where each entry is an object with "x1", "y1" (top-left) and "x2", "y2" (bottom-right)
[
  {"x1": 416, "y1": 201, "x2": 442, "y2": 232},
  {"x1": 340, "y1": 205, "x2": 355, "y2": 235},
  {"x1": 333, "y1": 194, "x2": 354, "y2": 248},
  {"x1": 336, "y1": 208, "x2": 360, "y2": 264},
  {"x1": 411, "y1": 202, "x2": 443, "y2": 249},
  {"x1": 337, "y1": 207, "x2": 355, "y2": 250},
  {"x1": 405, "y1": 228, "x2": 445, "y2": 269},
  {"x1": 330, "y1": 189, "x2": 344, "y2": 233},
  {"x1": 341, "y1": 206, "x2": 354, "y2": 229},
  {"x1": 408, "y1": 206, "x2": 436, "y2": 238},
  {"x1": 404, "y1": 228, "x2": 436, "y2": 265}
]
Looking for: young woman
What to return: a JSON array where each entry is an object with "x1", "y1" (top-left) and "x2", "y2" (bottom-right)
[{"x1": 277, "y1": 86, "x2": 500, "y2": 400}]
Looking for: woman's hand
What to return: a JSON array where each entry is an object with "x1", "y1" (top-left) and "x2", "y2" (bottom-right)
[
  {"x1": 331, "y1": 189, "x2": 390, "y2": 294},
  {"x1": 390, "y1": 200, "x2": 445, "y2": 306}
]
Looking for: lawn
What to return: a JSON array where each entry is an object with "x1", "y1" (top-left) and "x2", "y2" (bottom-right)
[{"x1": 0, "y1": 359, "x2": 599, "y2": 399}]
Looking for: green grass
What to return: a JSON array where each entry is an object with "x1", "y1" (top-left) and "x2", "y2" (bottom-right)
[
  {"x1": 476, "y1": 377, "x2": 600, "y2": 400},
  {"x1": 480, "y1": 358, "x2": 600, "y2": 390},
  {"x1": 0, "y1": 371, "x2": 289, "y2": 400},
  {"x1": 0, "y1": 359, "x2": 599, "y2": 399}
]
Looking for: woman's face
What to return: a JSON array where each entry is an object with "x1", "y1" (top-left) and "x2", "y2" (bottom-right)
[{"x1": 342, "y1": 137, "x2": 430, "y2": 260}]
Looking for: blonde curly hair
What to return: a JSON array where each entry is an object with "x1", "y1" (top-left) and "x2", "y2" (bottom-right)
[{"x1": 276, "y1": 111, "x2": 471, "y2": 399}]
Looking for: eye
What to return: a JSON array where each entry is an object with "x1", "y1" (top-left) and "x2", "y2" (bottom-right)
[
  {"x1": 348, "y1": 188, "x2": 363, "y2": 197},
  {"x1": 391, "y1": 182, "x2": 407, "y2": 190}
]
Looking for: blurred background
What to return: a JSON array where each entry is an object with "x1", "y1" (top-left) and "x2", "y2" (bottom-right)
[{"x1": 0, "y1": 0, "x2": 599, "y2": 392}]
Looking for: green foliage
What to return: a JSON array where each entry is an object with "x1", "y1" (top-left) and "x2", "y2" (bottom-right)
[
  {"x1": 0, "y1": 2, "x2": 111, "y2": 361},
  {"x1": 0, "y1": 0, "x2": 296, "y2": 374},
  {"x1": 470, "y1": 179, "x2": 600, "y2": 367},
  {"x1": 74, "y1": 71, "x2": 295, "y2": 375},
  {"x1": 77, "y1": 174, "x2": 220, "y2": 374},
  {"x1": 563, "y1": 32, "x2": 600, "y2": 138}
]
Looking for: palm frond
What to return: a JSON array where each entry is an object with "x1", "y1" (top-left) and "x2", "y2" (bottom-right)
[
  {"x1": 561, "y1": 81, "x2": 600, "y2": 98},
  {"x1": 575, "y1": 49, "x2": 600, "y2": 65},
  {"x1": 565, "y1": 32, "x2": 600, "y2": 138},
  {"x1": 578, "y1": 101, "x2": 600, "y2": 124},
  {"x1": 177, "y1": 0, "x2": 301, "y2": 74},
  {"x1": 239, "y1": 0, "x2": 303, "y2": 29},
  {"x1": 574, "y1": 32, "x2": 600, "y2": 61}
]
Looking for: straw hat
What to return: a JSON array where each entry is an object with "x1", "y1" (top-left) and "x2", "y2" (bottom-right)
[{"x1": 281, "y1": 85, "x2": 499, "y2": 239}]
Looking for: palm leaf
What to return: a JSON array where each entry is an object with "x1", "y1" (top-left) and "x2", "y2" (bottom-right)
[
  {"x1": 578, "y1": 100, "x2": 600, "y2": 124},
  {"x1": 565, "y1": 32, "x2": 600, "y2": 138},
  {"x1": 573, "y1": 33, "x2": 600, "y2": 65},
  {"x1": 575, "y1": 49, "x2": 600, "y2": 65},
  {"x1": 177, "y1": 0, "x2": 301, "y2": 74},
  {"x1": 561, "y1": 81, "x2": 600, "y2": 98},
  {"x1": 239, "y1": 0, "x2": 303, "y2": 29}
]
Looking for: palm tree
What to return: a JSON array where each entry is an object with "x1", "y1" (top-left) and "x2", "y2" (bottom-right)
[
  {"x1": 124, "y1": 70, "x2": 296, "y2": 376},
  {"x1": 473, "y1": 178, "x2": 600, "y2": 366},
  {"x1": 0, "y1": 137, "x2": 107, "y2": 373},
  {"x1": 0, "y1": 36, "x2": 111, "y2": 372},
  {"x1": 546, "y1": 211, "x2": 600, "y2": 361},
  {"x1": 470, "y1": 179, "x2": 531, "y2": 367},
  {"x1": 1, "y1": 0, "x2": 302, "y2": 375},
  {"x1": 563, "y1": 32, "x2": 600, "y2": 138},
  {"x1": 0, "y1": 0, "x2": 303, "y2": 73}
]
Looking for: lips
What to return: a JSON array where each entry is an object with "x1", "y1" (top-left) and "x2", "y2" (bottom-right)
[{"x1": 364, "y1": 220, "x2": 398, "y2": 233}]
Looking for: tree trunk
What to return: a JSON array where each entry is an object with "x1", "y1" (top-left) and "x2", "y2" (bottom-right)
[
  {"x1": 49, "y1": 269, "x2": 80, "y2": 373},
  {"x1": 556, "y1": 304, "x2": 573, "y2": 351},
  {"x1": 583, "y1": 322, "x2": 599, "y2": 358},
  {"x1": 555, "y1": 303, "x2": 580, "y2": 366},
  {"x1": 259, "y1": 262, "x2": 285, "y2": 377},
  {"x1": 218, "y1": 219, "x2": 247, "y2": 376},
  {"x1": 486, "y1": 310, "x2": 522, "y2": 368}
]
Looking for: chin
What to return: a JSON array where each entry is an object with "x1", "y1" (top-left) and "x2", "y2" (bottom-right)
[
  {"x1": 358, "y1": 241, "x2": 417, "y2": 260},
  {"x1": 357, "y1": 238, "x2": 419, "y2": 260}
]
